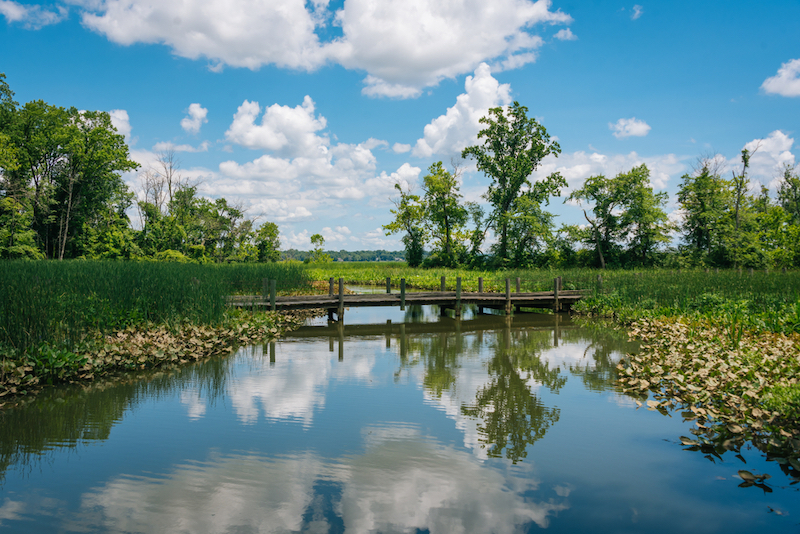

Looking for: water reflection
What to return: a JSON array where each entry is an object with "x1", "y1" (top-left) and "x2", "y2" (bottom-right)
[
  {"x1": 62, "y1": 425, "x2": 568, "y2": 534},
  {"x1": 0, "y1": 310, "x2": 646, "y2": 533}
]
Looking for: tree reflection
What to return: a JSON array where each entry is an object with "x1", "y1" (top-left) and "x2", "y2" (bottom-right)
[{"x1": 461, "y1": 327, "x2": 562, "y2": 463}]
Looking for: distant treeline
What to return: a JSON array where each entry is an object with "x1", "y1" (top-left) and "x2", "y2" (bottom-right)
[{"x1": 282, "y1": 249, "x2": 405, "y2": 262}]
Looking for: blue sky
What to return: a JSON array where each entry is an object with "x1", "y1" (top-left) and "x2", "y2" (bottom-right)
[{"x1": 2, "y1": 0, "x2": 798, "y2": 250}]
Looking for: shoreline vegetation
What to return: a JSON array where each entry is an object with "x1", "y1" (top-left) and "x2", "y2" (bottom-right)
[{"x1": 2, "y1": 260, "x2": 800, "y2": 465}]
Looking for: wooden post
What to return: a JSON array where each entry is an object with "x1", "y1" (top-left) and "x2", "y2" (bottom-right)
[
  {"x1": 269, "y1": 341, "x2": 276, "y2": 363},
  {"x1": 400, "y1": 278, "x2": 406, "y2": 310},
  {"x1": 386, "y1": 276, "x2": 391, "y2": 294},
  {"x1": 270, "y1": 279, "x2": 276, "y2": 311},
  {"x1": 440, "y1": 276, "x2": 446, "y2": 292},
  {"x1": 329, "y1": 277, "x2": 334, "y2": 296},
  {"x1": 478, "y1": 277, "x2": 483, "y2": 293},
  {"x1": 553, "y1": 277, "x2": 560, "y2": 313},
  {"x1": 262, "y1": 278, "x2": 268, "y2": 303},
  {"x1": 505, "y1": 278, "x2": 511, "y2": 315},
  {"x1": 455, "y1": 277, "x2": 462, "y2": 317},
  {"x1": 338, "y1": 277, "x2": 344, "y2": 321},
  {"x1": 516, "y1": 277, "x2": 521, "y2": 293}
]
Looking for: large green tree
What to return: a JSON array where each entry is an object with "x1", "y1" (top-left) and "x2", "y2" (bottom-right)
[
  {"x1": 569, "y1": 165, "x2": 671, "y2": 268},
  {"x1": 421, "y1": 161, "x2": 468, "y2": 266},
  {"x1": 383, "y1": 183, "x2": 427, "y2": 267},
  {"x1": 461, "y1": 102, "x2": 564, "y2": 266}
]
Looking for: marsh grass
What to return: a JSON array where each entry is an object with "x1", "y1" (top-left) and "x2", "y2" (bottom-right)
[{"x1": 0, "y1": 260, "x2": 311, "y2": 357}]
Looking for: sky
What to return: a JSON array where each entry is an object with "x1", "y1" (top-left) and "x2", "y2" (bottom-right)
[{"x1": 1, "y1": 0, "x2": 798, "y2": 251}]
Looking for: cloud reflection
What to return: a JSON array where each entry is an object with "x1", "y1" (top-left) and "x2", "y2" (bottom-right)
[{"x1": 74, "y1": 424, "x2": 567, "y2": 533}]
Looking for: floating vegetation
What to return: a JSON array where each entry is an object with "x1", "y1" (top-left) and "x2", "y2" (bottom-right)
[
  {"x1": 617, "y1": 318, "x2": 800, "y2": 472},
  {"x1": 0, "y1": 310, "x2": 303, "y2": 404}
]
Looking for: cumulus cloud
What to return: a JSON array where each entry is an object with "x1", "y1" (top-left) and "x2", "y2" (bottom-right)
[
  {"x1": 225, "y1": 96, "x2": 328, "y2": 157},
  {"x1": 392, "y1": 143, "x2": 411, "y2": 154},
  {"x1": 533, "y1": 150, "x2": 686, "y2": 190},
  {"x1": 738, "y1": 130, "x2": 796, "y2": 189},
  {"x1": 554, "y1": 28, "x2": 577, "y2": 41},
  {"x1": 0, "y1": 0, "x2": 66, "y2": 29},
  {"x1": 331, "y1": 0, "x2": 570, "y2": 97},
  {"x1": 365, "y1": 162, "x2": 422, "y2": 201},
  {"x1": 153, "y1": 141, "x2": 210, "y2": 153},
  {"x1": 108, "y1": 109, "x2": 132, "y2": 142},
  {"x1": 68, "y1": 0, "x2": 570, "y2": 98},
  {"x1": 631, "y1": 5, "x2": 644, "y2": 20},
  {"x1": 609, "y1": 117, "x2": 651, "y2": 139},
  {"x1": 412, "y1": 63, "x2": 512, "y2": 158},
  {"x1": 180, "y1": 103, "x2": 208, "y2": 134},
  {"x1": 761, "y1": 58, "x2": 800, "y2": 97}
]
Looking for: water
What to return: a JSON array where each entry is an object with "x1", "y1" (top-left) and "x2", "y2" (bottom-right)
[{"x1": 0, "y1": 302, "x2": 797, "y2": 533}]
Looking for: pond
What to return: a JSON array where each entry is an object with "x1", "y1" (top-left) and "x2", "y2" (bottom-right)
[{"x1": 0, "y1": 302, "x2": 797, "y2": 533}]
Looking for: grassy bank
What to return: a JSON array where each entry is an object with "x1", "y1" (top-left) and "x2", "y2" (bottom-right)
[{"x1": 0, "y1": 261, "x2": 313, "y2": 400}]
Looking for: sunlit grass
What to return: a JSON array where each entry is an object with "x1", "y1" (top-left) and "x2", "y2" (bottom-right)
[{"x1": 0, "y1": 260, "x2": 311, "y2": 356}]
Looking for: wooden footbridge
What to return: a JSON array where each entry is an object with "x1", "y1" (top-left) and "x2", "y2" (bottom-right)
[{"x1": 228, "y1": 276, "x2": 588, "y2": 321}]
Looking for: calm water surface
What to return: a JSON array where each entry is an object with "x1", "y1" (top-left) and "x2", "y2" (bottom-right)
[{"x1": 0, "y1": 301, "x2": 798, "y2": 533}]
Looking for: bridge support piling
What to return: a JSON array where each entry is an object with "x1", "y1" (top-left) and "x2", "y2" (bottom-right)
[
  {"x1": 455, "y1": 277, "x2": 462, "y2": 317},
  {"x1": 478, "y1": 277, "x2": 483, "y2": 293},
  {"x1": 270, "y1": 280, "x2": 276, "y2": 311},
  {"x1": 440, "y1": 276, "x2": 446, "y2": 292},
  {"x1": 505, "y1": 278, "x2": 512, "y2": 315},
  {"x1": 386, "y1": 277, "x2": 391, "y2": 293},
  {"x1": 338, "y1": 278, "x2": 344, "y2": 321},
  {"x1": 400, "y1": 278, "x2": 406, "y2": 310}
]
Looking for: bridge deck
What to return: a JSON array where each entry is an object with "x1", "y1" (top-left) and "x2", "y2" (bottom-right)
[{"x1": 227, "y1": 289, "x2": 588, "y2": 317}]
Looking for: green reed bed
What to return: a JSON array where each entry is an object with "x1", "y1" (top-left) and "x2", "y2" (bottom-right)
[{"x1": 0, "y1": 260, "x2": 311, "y2": 358}]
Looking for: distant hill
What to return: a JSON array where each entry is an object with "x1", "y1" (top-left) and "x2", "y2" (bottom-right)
[{"x1": 281, "y1": 249, "x2": 406, "y2": 262}]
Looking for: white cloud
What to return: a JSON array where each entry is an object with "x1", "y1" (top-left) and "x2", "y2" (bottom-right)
[
  {"x1": 0, "y1": 0, "x2": 66, "y2": 29},
  {"x1": 225, "y1": 96, "x2": 328, "y2": 157},
  {"x1": 533, "y1": 150, "x2": 686, "y2": 190},
  {"x1": 761, "y1": 58, "x2": 800, "y2": 97},
  {"x1": 554, "y1": 28, "x2": 577, "y2": 41},
  {"x1": 365, "y1": 163, "x2": 422, "y2": 201},
  {"x1": 392, "y1": 143, "x2": 411, "y2": 154},
  {"x1": 738, "y1": 130, "x2": 796, "y2": 189},
  {"x1": 609, "y1": 117, "x2": 651, "y2": 139},
  {"x1": 180, "y1": 103, "x2": 208, "y2": 134},
  {"x1": 631, "y1": 5, "x2": 644, "y2": 20},
  {"x1": 332, "y1": 0, "x2": 569, "y2": 97},
  {"x1": 152, "y1": 141, "x2": 210, "y2": 153},
  {"x1": 412, "y1": 63, "x2": 512, "y2": 158},
  {"x1": 70, "y1": 0, "x2": 571, "y2": 98},
  {"x1": 108, "y1": 109, "x2": 132, "y2": 142}
]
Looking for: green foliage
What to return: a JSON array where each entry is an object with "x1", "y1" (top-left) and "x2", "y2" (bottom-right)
[
  {"x1": 255, "y1": 221, "x2": 280, "y2": 262},
  {"x1": 420, "y1": 162, "x2": 468, "y2": 267},
  {"x1": 569, "y1": 164, "x2": 671, "y2": 268},
  {"x1": 383, "y1": 183, "x2": 427, "y2": 267},
  {"x1": 763, "y1": 384, "x2": 800, "y2": 420},
  {"x1": 308, "y1": 233, "x2": 332, "y2": 263},
  {"x1": 461, "y1": 101, "x2": 564, "y2": 264}
]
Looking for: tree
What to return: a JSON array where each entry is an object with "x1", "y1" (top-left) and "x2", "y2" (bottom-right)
[
  {"x1": 461, "y1": 101, "x2": 564, "y2": 265},
  {"x1": 569, "y1": 165, "x2": 671, "y2": 268},
  {"x1": 677, "y1": 160, "x2": 732, "y2": 260},
  {"x1": 421, "y1": 161, "x2": 467, "y2": 266},
  {"x1": 254, "y1": 221, "x2": 280, "y2": 262},
  {"x1": 778, "y1": 164, "x2": 800, "y2": 225},
  {"x1": 309, "y1": 233, "x2": 331, "y2": 263},
  {"x1": 383, "y1": 183, "x2": 426, "y2": 267}
]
